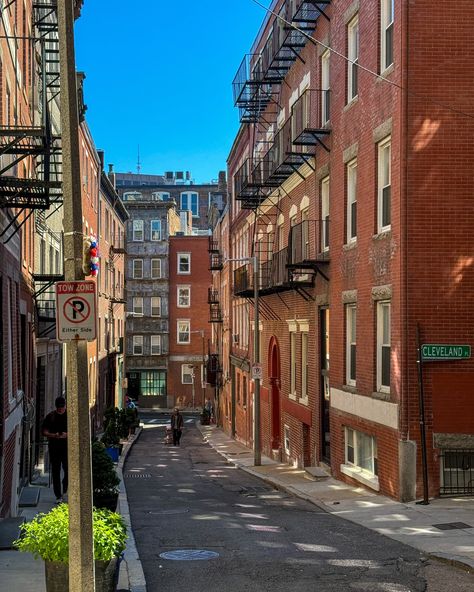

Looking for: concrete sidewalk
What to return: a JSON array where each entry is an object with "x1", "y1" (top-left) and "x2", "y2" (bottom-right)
[{"x1": 198, "y1": 422, "x2": 474, "y2": 572}]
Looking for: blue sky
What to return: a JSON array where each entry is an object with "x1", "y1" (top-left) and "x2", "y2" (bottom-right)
[{"x1": 75, "y1": 1, "x2": 269, "y2": 183}]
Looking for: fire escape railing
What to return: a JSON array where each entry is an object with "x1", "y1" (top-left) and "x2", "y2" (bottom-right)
[
  {"x1": 288, "y1": 219, "x2": 330, "y2": 269},
  {"x1": 291, "y1": 88, "x2": 331, "y2": 150}
]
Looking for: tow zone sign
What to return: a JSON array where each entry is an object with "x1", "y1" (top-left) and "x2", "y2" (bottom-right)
[{"x1": 56, "y1": 281, "x2": 97, "y2": 342}]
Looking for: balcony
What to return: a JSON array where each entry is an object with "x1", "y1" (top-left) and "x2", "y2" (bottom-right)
[
  {"x1": 209, "y1": 252, "x2": 223, "y2": 271},
  {"x1": 208, "y1": 288, "x2": 219, "y2": 304},
  {"x1": 209, "y1": 304, "x2": 223, "y2": 323},
  {"x1": 110, "y1": 233, "x2": 126, "y2": 254},
  {"x1": 291, "y1": 89, "x2": 331, "y2": 150},
  {"x1": 233, "y1": 264, "x2": 253, "y2": 297},
  {"x1": 206, "y1": 353, "x2": 221, "y2": 386},
  {"x1": 208, "y1": 237, "x2": 219, "y2": 253},
  {"x1": 232, "y1": 54, "x2": 276, "y2": 123},
  {"x1": 288, "y1": 219, "x2": 330, "y2": 270}
]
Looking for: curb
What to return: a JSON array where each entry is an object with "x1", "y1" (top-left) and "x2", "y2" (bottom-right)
[{"x1": 116, "y1": 427, "x2": 147, "y2": 592}]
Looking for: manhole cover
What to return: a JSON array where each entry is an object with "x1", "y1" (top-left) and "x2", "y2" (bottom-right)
[
  {"x1": 124, "y1": 473, "x2": 152, "y2": 479},
  {"x1": 240, "y1": 486, "x2": 275, "y2": 494},
  {"x1": 159, "y1": 550, "x2": 220, "y2": 561},
  {"x1": 149, "y1": 509, "x2": 189, "y2": 515},
  {"x1": 433, "y1": 522, "x2": 472, "y2": 531}
]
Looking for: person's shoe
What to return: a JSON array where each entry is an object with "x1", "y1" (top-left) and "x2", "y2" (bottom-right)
[
  {"x1": 55, "y1": 497, "x2": 63, "y2": 504},
  {"x1": 62, "y1": 493, "x2": 68, "y2": 502}
]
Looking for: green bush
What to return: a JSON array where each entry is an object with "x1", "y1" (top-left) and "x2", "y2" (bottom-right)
[
  {"x1": 92, "y1": 440, "x2": 120, "y2": 496},
  {"x1": 14, "y1": 504, "x2": 127, "y2": 563}
]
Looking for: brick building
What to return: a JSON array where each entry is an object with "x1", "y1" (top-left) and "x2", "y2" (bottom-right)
[
  {"x1": 168, "y1": 235, "x2": 212, "y2": 409},
  {"x1": 219, "y1": 0, "x2": 474, "y2": 501}
]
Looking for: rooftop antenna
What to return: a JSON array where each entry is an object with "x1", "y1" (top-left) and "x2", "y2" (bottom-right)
[{"x1": 137, "y1": 145, "x2": 141, "y2": 175}]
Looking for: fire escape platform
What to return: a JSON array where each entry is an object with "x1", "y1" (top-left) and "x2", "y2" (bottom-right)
[{"x1": 0, "y1": 177, "x2": 62, "y2": 209}]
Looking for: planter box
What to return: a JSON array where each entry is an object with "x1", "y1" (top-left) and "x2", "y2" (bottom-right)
[
  {"x1": 45, "y1": 558, "x2": 119, "y2": 592},
  {"x1": 105, "y1": 446, "x2": 120, "y2": 463}
]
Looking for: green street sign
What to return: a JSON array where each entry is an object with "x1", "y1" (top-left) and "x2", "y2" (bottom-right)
[{"x1": 421, "y1": 344, "x2": 471, "y2": 361}]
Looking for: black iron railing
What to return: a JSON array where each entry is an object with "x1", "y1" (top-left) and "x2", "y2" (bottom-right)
[
  {"x1": 209, "y1": 304, "x2": 223, "y2": 323},
  {"x1": 209, "y1": 252, "x2": 223, "y2": 271},
  {"x1": 208, "y1": 288, "x2": 219, "y2": 303},
  {"x1": 292, "y1": 89, "x2": 331, "y2": 146},
  {"x1": 288, "y1": 219, "x2": 330, "y2": 267},
  {"x1": 440, "y1": 449, "x2": 474, "y2": 496}
]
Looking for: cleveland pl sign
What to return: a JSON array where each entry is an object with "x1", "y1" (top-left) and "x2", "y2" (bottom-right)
[{"x1": 421, "y1": 344, "x2": 471, "y2": 361}]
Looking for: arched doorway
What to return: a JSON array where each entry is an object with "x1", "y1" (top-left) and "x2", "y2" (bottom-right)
[{"x1": 268, "y1": 337, "x2": 281, "y2": 450}]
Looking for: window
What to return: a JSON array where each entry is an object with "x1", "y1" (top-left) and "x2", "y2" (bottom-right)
[
  {"x1": 180, "y1": 192, "x2": 199, "y2": 217},
  {"x1": 347, "y1": 16, "x2": 359, "y2": 102},
  {"x1": 284, "y1": 425, "x2": 290, "y2": 455},
  {"x1": 133, "y1": 297, "x2": 143, "y2": 316},
  {"x1": 381, "y1": 0, "x2": 394, "y2": 71},
  {"x1": 152, "y1": 191, "x2": 170, "y2": 201},
  {"x1": 133, "y1": 335, "x2": 143, "y2": 355},
  {"x1": 242, "y1": 376, "x2": 247, "y2": 407},
  {"x1": 347, "y1": 159, "x2": 357, "y2": 242},
  {"x1": 128, "y1": 370, "x2": 166, "y2": 397},
  {"x1": 151, "y1": 220, "x2": 162, "y2": 241},
  {"x1": 345, "y1": 428, "x2": 378, "y2": 475},
  {"x1": 290, "y1": 331, "x2": 297, "y2": 397},
  {"x1": 151, "y1": 335, "x2": 161, "y2": 355},
  {"x1": 301, "y1": 332, "x2": 308, "y2": 400},
  {"x1": 133, "y1": 259, "x2": 143, "y2": 279},
  {"x1": 378, "y1": 137, "x2": 391, "y2": 231},
  {"x1": 151, "y1": 297, "x2": 161, "y2": 317},
  {"x1": 178, "y1": 253, "x2": 191, "y2": 274},
  {"x1": 321, "y1": 50, "x2": 330, "y2": 125},
  {"x1": 182, "y1": 364, "x2": 193, "y2": 384},
  {"x1": 177, "y1": 286, "x2": 191, "y2": 307},
  {"x1": 132, "y1": 220, "x2": 143, "y2": 241},
  {"x1": 177, "y1": 320, "x2": 190, "y2": 344},
  {"x1": 346, "y1": 304, "x2": 357, "y2": 386},
  {"x1": 321, "y1": 177, "x2": 330, "y2": 252},
  {"x1": 151, "y1": 258, "x2": 161, "y2": 279},
  {"x1": 377, "y1": 301, "x2": 391, "y2": 392}
]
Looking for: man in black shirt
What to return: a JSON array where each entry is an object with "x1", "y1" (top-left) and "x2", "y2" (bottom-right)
[{"x1": 42, "y1": 396, "x2": 68, "y2": 502}]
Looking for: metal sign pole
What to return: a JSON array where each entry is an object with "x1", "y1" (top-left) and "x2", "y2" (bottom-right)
[{"x1": 416, "y1": 323, "x2": 430, "y2": 505}]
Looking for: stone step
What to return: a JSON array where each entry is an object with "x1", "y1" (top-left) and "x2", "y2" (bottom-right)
[{"x1": 305, "y1": 466, "x2": 330, "y2": 481}]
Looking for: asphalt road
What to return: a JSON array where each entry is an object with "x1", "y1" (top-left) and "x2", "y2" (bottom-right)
[{"x1": 125, "y1": 413, "x2": 474, "y2": 592}]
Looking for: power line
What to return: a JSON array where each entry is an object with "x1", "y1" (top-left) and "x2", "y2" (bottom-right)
[{"x1": 250, "y1": 0, "x2": 474, "y2": 121}]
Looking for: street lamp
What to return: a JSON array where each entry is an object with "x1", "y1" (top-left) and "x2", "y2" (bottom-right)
[{"x1": 227, "y1": 254, "x2": 261, "y2": 466}]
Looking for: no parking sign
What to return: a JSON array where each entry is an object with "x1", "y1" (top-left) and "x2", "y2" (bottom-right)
[{"x1": 56, "y1": 281, "x2": 97, "y2": 341}]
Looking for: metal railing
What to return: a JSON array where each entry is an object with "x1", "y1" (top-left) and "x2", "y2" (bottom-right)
[
  {"x1": 292, "y1": 89, "x2": 331, "y2": 145},
  {"x1": 288, "y1": 219, "x2": 330, "y2": 266},
  {"x1": 208, "y1": 288, "x2": 219, "y2": 303},
  {"x1": 440, "y1": 449, "x2": 474, "y2": 496},
  {"x1": 209, "y1": 252, "x2": 223, "y2": 270},
  {"x1": 209, "y1": 304, "x2": 223, "y2": 323}
]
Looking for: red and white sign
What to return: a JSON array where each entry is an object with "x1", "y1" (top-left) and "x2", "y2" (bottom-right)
[{"x1": 56, "y1": 281, "x2": 97, "y2": 342}]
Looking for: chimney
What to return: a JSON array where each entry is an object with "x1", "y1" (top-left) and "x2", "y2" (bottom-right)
[
  {"x1": 97, "y1": 150, "x2": 104, "y2": 171},
  {"x1": 218, "y1": 170, "x2": 227, "y2": 192},
  {"x1": 108, "y1": 164, "x2": 116, "y2": 189}
]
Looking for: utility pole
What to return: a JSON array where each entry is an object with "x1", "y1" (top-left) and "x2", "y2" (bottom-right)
[
  {"x1": 57, "y1": 1, "x2": 95, "y2": 590},
  {"x1": 253, "y1": 253, "x2": 261, "y2": 466}
]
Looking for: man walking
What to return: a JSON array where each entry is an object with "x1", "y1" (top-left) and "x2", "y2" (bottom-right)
[
  {"x1": 42, "y1": 396, "x2": 68, "y2": 502},
  {"x1": 170, "y1": 407, "x2": 184, "y2": 446}
]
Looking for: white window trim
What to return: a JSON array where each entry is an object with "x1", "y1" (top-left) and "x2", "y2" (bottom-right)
[
  {"x1": 177, "y1": 285, "x2": 191, "y2": 308},
  {"x1": 133, "y1": 296, "x2": 143, "y2": 316},
  {"x1": 180, "y1": 192, "x2": 199, "y2": 217},
  {"x1": 346, "y1": 159, "x2": 357, "y2": 244},
  {"x1": 151, "y1": 258, "x2": 161, "y2": 279},
  {"x1": 290, "y1": 331, "x2": 297, "y2": 399},
  {"x1": 346, "y1": 304, "x2": 357, "y2": 386},
  {"x1": 177, "y1": 320, "x2": 191, "y2": 344},
  {"x1": 380, "y1": 0, "x2": 394, "y2": 73},
  {"x1": 151, "y1": 335, "x2": 161, "y2": 355},
  {"x1": 151, "y1": 297, "x2": 161, "y2": 318},
  {"x1": 150, "y1": 219, "x2": 162, "y2": 241},
  {"x1": 181, "y1": 364, "x2": 193, "y2": 384},
  {"x1": 133, "y1": 335, "x2": 143, "y2": 355},
  {"x1": 377, "y1": 137, "x2": 392, "y2": 232},
  {"x1": 177, "y1": 253, "x2": 191, "y2": 275},
  {"x1": 347, "y1": 15, "x2": 359, "y2": 103},
  {"x1": 300, "y1": 331, "x2": 309, "y2": 405},
  {"x1": 284, "y1": 425, "x2": 290, "y2": 455},
  {"x1": 132, "y1": 220, "x2": 144, "y2": 242},
  {"x1": 132, "y1": 259, "x2": 143, "y2": 279},
  {"x1": 321, "y1": 176, "x2": 330, "y2": 252},
  {"x1": 342, "y1": 427, "x2": 379, "y2": 490},
  {"x1": 376, "y1": 301, "x2": 391, "y2": 393},
  {"x1": 321, "y1": 50, "x2": 330, "y2": 126}
]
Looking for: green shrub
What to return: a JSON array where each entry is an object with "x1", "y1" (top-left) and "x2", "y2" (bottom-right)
[
  {"x1": 92, "y1": 440, "x2": 120, "y2": 496},
  {"x1": 14, "y1": 504, "x2": 127, "y2": 563}
]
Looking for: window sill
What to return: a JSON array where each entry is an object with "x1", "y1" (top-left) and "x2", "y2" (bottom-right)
[
  {"x1": 372, "y1": 389, "x2": 391, "y2": 401},
  {"x1": 344, "y1": 96, "x2": 359, "y2": 112},
  {"x1": 289, "y1": 393, "x2": 297, "y2": 401},
  {"x1": 342, "y1": 384, "x2": 358, "y2": 394},
  {"x1": 343, "y1": 240, "x2": 357, "y2": 251},
  {"x1": 378, "y1": 63, "x2": 395, "y2": 81},
  {"x1": 340, "y1": 464, "x2": 380, "y2": 491},
  {"x1": 299, "y1": 396, "x2": 309, "y2": 406},
  {"x1": 372, "y1": 229, "x2": 391, "y2": 241}
]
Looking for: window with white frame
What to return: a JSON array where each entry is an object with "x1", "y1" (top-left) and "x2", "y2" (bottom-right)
[
  {"x1": 133, "y1": 335, "x2": 143, "y2": 355},
  {"x1": 151, "y1": 191, "x2": 170, "y2": 201},
  {"x1": 132, "y1": 220, "x2": 143, "y2": 241},
  {"x1": 151, "y1": 220, "x2": 162, "y2": 241},
  {"x1": 177, "y1": 320, "x2": 190, "y2": 344},
  {"x1": 321, "y1": 50, "x2": 330, "y2": 125},
  {"x1": 151, "y1": 335, "x2": 161, "y2": 355},
  {"x1": 345, "y1": 428, "x2": 378, "y2": 475},
  {"x1": 347, "y1": 159, "x2": 357, "y2": 242},
  {"x1": 178, "y1": 253, "x2": 191, "y2": 274},
  {"x1": 132, "y1": 259, "x2": 143, "y2": 279},
  {"x1": 377, "y1": 301, "x2": 391, "y2": 392},
  {"x1": 133, "y1": 297, "x2": 143, "y2": 316},
  {"x1": 182, "y1": 364, "x2": 193, "y2": 384},
  {"x1": 177, "y1": 286, "x2": 191, "y2": 307},
  {"x1": 180, "y1": 192, "x2": 199, "y2": 217},
  {"x1": 301, "y1": 332, "x2": 308, "y2": 400},
  {"x1": 290, "y1": 331, "x2": 297, "y2": 397},
  {"x1": 151, "y1": 258, "x2": 161, "y2": 279},
  {"x1": 347, "y1": 16, "x2": 359, "y2": 102},
  {"x1": 321, "y1": 176, "x2": 330, "y2": 252},
  {"x1": 284, "y1": 425, "x2": 290, "y2": 455},
  {"x1": 346, "y1": 304, "x2": 357, "y2": 386},
  {"x1": 381, "y1": 0, "x2": 394, "y2": 72},
  {"x1": 151, "y1": 297, "x2": 161, "y2": 317},
  {"x1": 378, "y1": 137, "x2": 391, "y2": 231}
]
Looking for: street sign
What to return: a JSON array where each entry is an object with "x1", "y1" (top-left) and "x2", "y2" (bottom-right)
[
  {"x1": 421, "y1": 344, "x2": 471, "y2": 361},
  {"x1": 251, "y1": 363, "x2": 262, "y2": 380},
  {"x1": 56, "y1": 281, "x2": 97, "y2": 342}
]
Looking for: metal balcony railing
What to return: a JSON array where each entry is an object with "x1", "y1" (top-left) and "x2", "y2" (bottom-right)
[
  {"x1": 208, "y1": 237, "x2": 219, "y2": 253},
  {"x1": 209, "y1": 304, "x2": 223, "y2": 323},
  {"x1": 233, "y1": 264, "x2": 253, "y2": 296},
  {"x1": 209, "y1": 252, "x2": 223, "y2": 271},
  {"x1": 291, "y1": 89, "x2": 331, "y2": 148},
  {"x1": 271, "y1": 247, "x2": 290, "y2": 287},
  {"x1": 208, "y1": 288, "x2": 219, "y2": 304},
  {"x1": 288, "y1": 219, "x2": 330, "y2": 268}
]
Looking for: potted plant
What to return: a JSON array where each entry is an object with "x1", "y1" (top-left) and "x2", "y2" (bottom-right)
[
  {"x1": 124, "y1": 407, "x2": 139, "y2": 436},
  {"x1": 92, "y1": 440, "x2": 120, "y2": 511},
  {"x1": 14, "y1": 503, "x2": 127, "y2": 592},
  {"x1": 101, "y1": 408, "x2": 121, "y2": 462}
]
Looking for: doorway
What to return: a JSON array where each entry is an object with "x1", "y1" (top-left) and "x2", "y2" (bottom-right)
[
  {"x1": 269, "y1": 337, "x2": 281, "y2": 450},
  {"x1": 320, "y1": 308, "x2": 331, "y2": 463}
]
